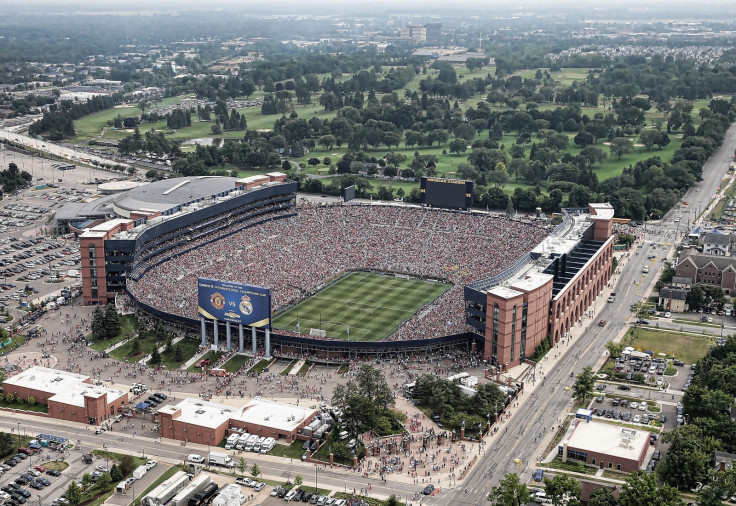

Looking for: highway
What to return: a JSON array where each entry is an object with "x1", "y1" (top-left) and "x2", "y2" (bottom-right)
[{"x1": 0, "y1": 128, "x2": 130, "y2": 171}]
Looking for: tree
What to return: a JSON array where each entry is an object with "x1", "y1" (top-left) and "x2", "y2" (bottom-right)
[
  {"x1": 544, "y1": 473, "x2": 581, "y2": 506},
  {"x1": 619, "y1": 471, "x2": 681, "y2": 506},
  {"x1": 250, "y1": 462, "x2": 261, "y2": 478},
  {"x1": 609, "y1": 138, "x2": 634, "y2": 160},
  {"x1": 81, "y1": 473, "x2": 93, "y2": 490},
  {"x1": 65, "y1": 481, "x2": 82, "y2": 506},
  {"x1": 449, "y1": 138, "x2": 468, "y2": 156},
  {"x1": 149, "y1": 347, "x2": 162, "y2": 367},
  {"x1": 488, "y1": 472, "x2": 531, "y2": 506},
  {"x1": 293, "y1": 475, "x2": 303, "y2": 487},
  {"x1": 175, "y1": 344, "x2": 183, "y2": 363},
  {"x1": 572, "y1": 366, "x2": 595, "y2": 405},
  {"x1": 658, "y1": 424, "x2": 721, "y2": 490},
  {"x1": 605, "y1": 341, "x2": 624, "y2": 358},
  {"x1": 110, "y1": 464, "x2": 122, "y2": 481},
  {"x1": 91, "y1": 305, "x2": 105, "y2": 340},
  {"x1": 640, "y1": 130, "x2": 663, "y2": 151},
  {"x1": 385, "y1": 495, "x2": 402, "y2": 506},
  {"x1": 164, "y1": 334, "x2": 173, "y2": 354},
  {"x1": 131, "y1": 339, "x2": 142, "y2": 356},
  {"x1": 97, "y1": 472, "x2": 111, "y2": 491},
  {"x1": 588, "y1": 487, "x2": 618, "y2": 506},
  {"x1": 238, "y1": 457, "x2": 247, "y2": 476},
  {"x1": 104, "y1": 304, "x2": 120, "y2": 339}
]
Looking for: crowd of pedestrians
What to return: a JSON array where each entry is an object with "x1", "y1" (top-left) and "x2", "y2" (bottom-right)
[{"x1": 128, "y1": 203, "x2": 548, "y2": 341}]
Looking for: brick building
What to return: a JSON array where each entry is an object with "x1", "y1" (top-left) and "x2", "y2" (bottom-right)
[
  {"x1": 157, "y1": 397, "x2": 316, "y2": 445},
  {"x1": 2, "y1": 366, "x2": 128, "y2": 425},
  {"x1": 559, "y1": 419, "x2": 650, "y2": 473},
  {"x1": 465, "y1": 204, "x2": 614, "y2": 370}
]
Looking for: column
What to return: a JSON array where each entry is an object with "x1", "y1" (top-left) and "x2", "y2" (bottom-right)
[
  {"x1": 213, "y1": 319, "x2": 219, "y2": 348},
  {"x1": 251, "y1": 326, "x2": 257, "y2": 355},
  {"x1": 239, "y1": 324, "x2": 244, "y2": 352},
  {"x1": 226, "y1": 321, "x2": 232, "y2": 351},
  {"x1": 264, "y1": 328, "x2": 271, "y2": 358},
  {"x1": 200, "y1": 316, "x2": 206, "y2": 346}
]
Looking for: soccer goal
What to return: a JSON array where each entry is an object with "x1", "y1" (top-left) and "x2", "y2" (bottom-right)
[{"x1": 309, "y1": 328, "x2": 327, "y2": 337}]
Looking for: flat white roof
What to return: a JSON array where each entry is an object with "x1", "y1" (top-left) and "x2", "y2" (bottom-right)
[
  {"x1": 5, "y1": 366, "x2": 87, "y2": 392},
  {"x1": 4, "y1": 366, "x2": 126, "y2": 408},
  {"x1": 486, "y1": 286, "x2": 523, "y2": 299},
  {"x1": 159, "y1": 398, "x2": 235, "y2": 429},
  {"x1": 163, "y1": 397, "x2": 316, "y2": 433},
  {"x1": 510, "y1": 272, "x2": 554, "y2": 292},
  {"x1": 565, "y1": 420, "x2": 649, "y2": 461},
  {"x1": 233, "y1": 397, "x2": 316, "y2": 433},
  {"x1": 589, "y1": 203, "x2": 615, "y2": 221}
]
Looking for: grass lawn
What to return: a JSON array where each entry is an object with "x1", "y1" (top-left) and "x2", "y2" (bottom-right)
[
  {"x1": 280, "y1": 360, "x2": 296, "y2": 375},
  {"x1": 159, "y1": 338, "x2": 200, "y2": 370},
  {"x1": 627, "y1": 328, "x2": 713, "y2": 364},
  {"x1": 0, "y1": 398, "x2": 48, "y2": 413},
  {"x1": 273, "y1": 440, "x2": 306, "y2": 461},
  {"x1": 222, "y1": 354, "x2": 249, "y2": 373},
  {"x1": 186, "y1": 350, "x2": 224, "y2": 372},
  {"x1": 44, "y1": 461, "x2": 70, "y2": 472},
  {"x1": 89, "y1": 314, "x2": 140, "y2": 352},
  {"x1": 272, "y1": 272, "x2": 450, "y2": 341},
  {"x1": 247, "y1": 358, "x2": 274, "y2": 374},
  {"x1": 74, "y1": 106, "x2": 139, "y2": 140},
  {"x1": 296, "y1": 361, "x2": 313, "y2": 375},
  {"x1": 132, "y1": 466, "x2": 180, "y2": 506},
  {"x1": 109, "y1": 334, "x2": 159, "y2": 363}
]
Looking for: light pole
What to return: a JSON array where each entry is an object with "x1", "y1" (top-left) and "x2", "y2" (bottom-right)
[
  {"x1": 315, "y1": 465, "x2": 318, "y2": 494},
  {"x1": 17, "y1": 422, "x2": 20, "y2": 447}
]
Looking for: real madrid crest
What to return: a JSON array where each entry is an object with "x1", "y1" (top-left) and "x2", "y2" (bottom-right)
[
  {"x1": 240, "y1": 295, "x2": 253, "y2": 315},
  {"x1": 210, "y1": 292, "x2": 225, "y2": 310}
]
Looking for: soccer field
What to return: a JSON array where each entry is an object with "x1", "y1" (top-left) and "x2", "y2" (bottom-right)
[{"x1": 272, "y1": 272, "x2": 451, "y2": 341}]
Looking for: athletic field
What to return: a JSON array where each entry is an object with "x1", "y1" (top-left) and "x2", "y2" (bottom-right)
[{"x1": 272, "y1": 272, "x2": 451, "y2": 341}]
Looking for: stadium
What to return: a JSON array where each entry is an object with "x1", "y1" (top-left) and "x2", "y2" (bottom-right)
[{"x1": 74, "y1": 174, "x2": 614, "y2": 369}]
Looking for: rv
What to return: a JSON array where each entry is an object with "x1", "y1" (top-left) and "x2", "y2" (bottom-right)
[
  {"x1": 259, "y1": 437, "x2": 275, "y2": 454},
  {"x1": 224, "y1": 434, "x2": 239, "y2": 450},
  {"x1": 235, "y1": 433, "x2": 250, "y2": 450},
  {"x1": 252, "y1": 437, "x2": 266, "y2": 453},
  {"x1": 141, "y1": 471, "x2": 189, "y2": 506},
  {"x1": 243, "y1": 434, "x2": 259, "y2": 452}
]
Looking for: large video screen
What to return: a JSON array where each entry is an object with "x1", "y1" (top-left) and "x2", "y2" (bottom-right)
[
  {"x1": 342, "y1": 185, "x2": 356, "y2": 202},
  {"x1": 197, "y1": 278, "x2": 271, "y2": 327},
  {"x1": 420, "y1": 177, "x2": 473, "y2": 210}
]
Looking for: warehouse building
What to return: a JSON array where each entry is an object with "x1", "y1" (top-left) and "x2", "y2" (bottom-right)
[
  {"x1": 2, "y1": 366, "x2": 128, "y2": 425},
  {"x1": 559, "y1": 419, "x2": 650, "y2": 473},
  {"x1": 157, "y1": 397, "x2": 316, "y2": 445}
]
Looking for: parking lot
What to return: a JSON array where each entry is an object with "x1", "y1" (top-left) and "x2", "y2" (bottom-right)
[
  {"x1": 0, "y1": 441, "x2": 96, "y2": 505},
  {"x1": 0, "y1": 147, "x2": 121, "y2": 331}
]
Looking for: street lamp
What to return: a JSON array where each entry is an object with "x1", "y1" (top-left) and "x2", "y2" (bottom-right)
[{"x1": 17, "y1": 422, "x2": 20, "y2": 448}]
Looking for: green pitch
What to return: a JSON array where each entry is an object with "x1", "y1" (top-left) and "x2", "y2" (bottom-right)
[{"x1": 272, "y1": 272, "x2": 451, "y2": 341}]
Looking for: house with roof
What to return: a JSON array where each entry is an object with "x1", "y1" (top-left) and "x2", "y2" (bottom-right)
[
  {"x1": 703, "y1": 231, "x2": 732, "y2": 256},
  {"x1": 658, "y1": 287, "x2": 689, "y2": 313}
]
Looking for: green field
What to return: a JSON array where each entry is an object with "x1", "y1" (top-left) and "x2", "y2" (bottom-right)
[
  {"x1": 627, "y1": 328, "x2": 714, "y2": 364},
  {"x1": 272, "y1": 272, "x2": 450, "y2": 341}
]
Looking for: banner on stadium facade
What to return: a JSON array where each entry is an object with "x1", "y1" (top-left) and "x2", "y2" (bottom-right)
[{"x1": 197, "y1": 278, "x2": 271, "y2": 328}]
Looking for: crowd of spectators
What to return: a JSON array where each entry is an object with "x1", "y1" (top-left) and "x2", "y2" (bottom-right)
[{"x1": 128, "y1": 203, "x2": 548, "y2": 341}]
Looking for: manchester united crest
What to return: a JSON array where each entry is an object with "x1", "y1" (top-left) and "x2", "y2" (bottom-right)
[
  {"x1": 239, "y1": 295, "x2": 253, "y2": 315},
  {"x1": 210, "y1": 292, "x2": 225, "y2": 310}
]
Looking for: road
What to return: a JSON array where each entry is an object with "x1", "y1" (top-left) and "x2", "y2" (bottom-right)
[
  {"x1": 434, "y1": 124, "x2": 736, "y2": 505},
  {"x1": 0, "y1": 129, "x2": 130, "y2": 171}
]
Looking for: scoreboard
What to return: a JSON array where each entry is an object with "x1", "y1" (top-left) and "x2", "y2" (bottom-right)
[
  {"x1": 342, "y1": 185, "x2": 356, "y2": 203},
  {"x1": 420, "y1": 177, "x2": 473, "y2": 210}
]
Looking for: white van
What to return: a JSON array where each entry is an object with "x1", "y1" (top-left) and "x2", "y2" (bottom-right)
[
  {"x1": 236, "y1": 433, "x2": 250, "y2": 450},
  {"x1": 260, "y1": 437, "x2": 275, "y2": 454},
  {"x1": 243, "y1": 434, "x2": 259, "y2": 451},
  {"x1": 534, "y1": 491, "x2": 552, "y2": 504},
  {"x1": 253, "y1": 437, "x2": 266, "y2": 453}
]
